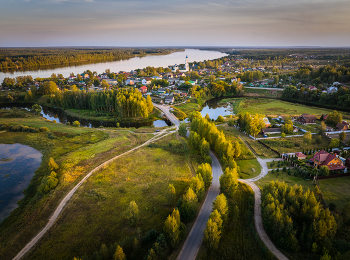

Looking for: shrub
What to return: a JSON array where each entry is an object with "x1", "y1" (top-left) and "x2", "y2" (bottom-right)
[
  {"x1": 52, "y1": 120, "x2": 57, "y2": 123},
  {"x1": 0, "y1": 124, "x2": 9, "y2": 130},
  {"x1": 283, "y1": 166, "x2": 287, "y2": 172},
  {"x1": 66, "y1": 122, "x2": 70, "y2": 125},
  {"x1": 216, "y1": 115, "x2": 225, "y2": 123},
  {"x1": 40, "y1": 127, "x2": 49, "y2": 132},
  {"x1": 73, "y1": 121, "x2": 80, "y2": 127}
]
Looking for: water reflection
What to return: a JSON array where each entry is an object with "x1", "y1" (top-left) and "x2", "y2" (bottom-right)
[
  {"x1": 0, "y1": 144, "x2": 42, "y2": 222},
  {"x1": 0, "y1": 103, "x2": 171, "y2": 128},
  {"x1": 200, "y1": 98, "x2": 234, "y2": 120}
]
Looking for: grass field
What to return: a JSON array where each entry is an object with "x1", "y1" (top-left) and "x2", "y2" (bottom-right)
[
  {"x1": 0, "y1": 115, "x2": 153, "y2": 260},
  {"x1": 267, "y1": 160, "x2": 291, "y2": 169},
  {"x1": 0, "y1": 109, "x2": 92, "y2": 133},
  {"x1": 261, "y1": 135, "x2": 331, "y2": 154},
  {"x1": 318, "y1": 177, "x2": 350, "y2": 212},
  {"x1": 256, "y1": 170, "x2": 315, "y2": 192},
  {"x1": 174, "y1": 100, "x2": 201, "y2": 114},
  {"x1": 237, "y1": 159, "x2": 261, "y2": 179},
  {"x1": 24, "y1": 134, "x2": 194, "y2": 260},
  {"x1": 218, "y1": 97, "x2": 350, "y2": 118}
]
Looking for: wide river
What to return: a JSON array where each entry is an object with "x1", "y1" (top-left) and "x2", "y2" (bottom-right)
[{"x1": 0, "y1": 49, "x2": 227, "y2": 82}]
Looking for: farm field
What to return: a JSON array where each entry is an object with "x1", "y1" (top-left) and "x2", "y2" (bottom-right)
[{"x1": 24, "y1": 134, "x2": 194, "y2": 260}]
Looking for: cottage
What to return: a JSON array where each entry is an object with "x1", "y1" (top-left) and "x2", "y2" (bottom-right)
[
  {"x1": 310, "y1": 150, "x2": 346, "y2": 171},
  {"x1": 263, "y1": 117, "x2": 271, "y2": 127},
  {"x1": 297, "y1": 113, "x2": 317, "y2": 124},
  {"x1": 295, "y1": 152, "x2": 307, "y2": 160},
  {"x1": 261, "y1": 128, "x2": 281, "y2": 135},
  {"x1": 336, "y1": 122, "x2": 349, "y2": 131},
  {"x1": 139, "y1": 86, "x2": 147, "y2": 94},
  {"x1": 164, "y1": 96, "x2": 174, "y2": 104}
]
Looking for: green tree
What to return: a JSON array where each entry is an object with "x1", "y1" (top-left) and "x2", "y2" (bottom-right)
[
  {"x1": 101, "y1": 80, "x2": 109, "y2": 90},
  {"x1": 167, "y1": 184, "x2": 176, "y2": 206},
  {"x1": 216, "y1": 115, "x2": 225, "y2": 123},
  {"x1": 204, "y1": 218, "x2": 221, "y2": 249},
  {"x1": 126, "y1": 201, "x2": 139, "y2": 226},
  {"x1": 114, "y1": 245, "x2": 126, "y2": 260},
  {"x1": 190, "y1": 174, "x2": 205, "y2": 201},
  {"x1": 31, "y1": 104, "x2": 42, "y2": 115},
  {"x1": 209, "y1": 209, "x2": 223, "y2": 230},
  {"x1": 303, "y1": 131, "x2": 312, "y2": 145},
  {"x1": 319, "y1": 166, "x2": 330, "y2": 176},
  {"x1": 340, "y1": 131, "x2": 346, "y2": 142},
  {"x1": 325, "y1": 110, "x2": 342, "y2": 127},
  {"x1": 178, "y1": 122, "x2": 187, "y2": 137},
  {"x1": 320, "y1": 121, "x2": 327, "y2": 135},
  {"x1": 25, "y1": 90, "x2": 34, "y2": 101},
  {"x1": 330, "y1": 138, "x2": 340, "y2": 148}
]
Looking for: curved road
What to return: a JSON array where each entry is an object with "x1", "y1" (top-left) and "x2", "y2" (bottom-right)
[{"x1": 13, "y1": 129, "x2": 172, "y2": 260}]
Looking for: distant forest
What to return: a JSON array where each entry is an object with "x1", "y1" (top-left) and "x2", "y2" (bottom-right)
[{"x1": 0, "y1": 47, "x2": 184, "y2": 72}]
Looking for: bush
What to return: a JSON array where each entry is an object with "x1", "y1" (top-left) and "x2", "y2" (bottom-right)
[
  {"x1": 0, "y1": 124, "x2": 9, "y2": 130},
  {"x1": 47, "y1": 132, "x2": 56, "y2": 139},
  {"x1": 73, "y1": 121, "x2": 80, "y2": 127},
  {"x1": 283, "y1": 166, "x2": 287, "y2": 172},
  {"x1": 66, "y1": 122, "x2": 70, "y2": 125},
  {"x1": 52, "y1": 120, "x2": 57, "y2": 123},
  {"x1": 40, "y1": 127, "x2": 49, "y2": 132},
  {"x1": 216, "y1": 115, "x2": 225, "y2": 123}
]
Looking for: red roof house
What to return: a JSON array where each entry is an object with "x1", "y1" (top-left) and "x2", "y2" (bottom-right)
[{"x1": 310, "y1": 150, "x2": 346, "y2": 171}]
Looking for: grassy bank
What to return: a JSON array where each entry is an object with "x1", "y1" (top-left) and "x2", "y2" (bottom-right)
[
  {"x1": 24, "y1": 134, "x2": 194, "y2": 260},
  {"x1": 0, "y1": 114, "x2": 152, "y2": 260},
  {"x1": 243, "y1": 88, "x2": 283, "y2": 98}
]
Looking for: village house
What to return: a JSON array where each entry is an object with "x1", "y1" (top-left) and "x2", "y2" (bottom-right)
[
  {"x1": 164, "y1": 96, "x2": 174, "y2": 104},
  {"x1": 142, "y1": 78, "x2": 152, "y2": 85},
  {"x1": 336, "y1": 122, "x2": 349, "y2": 131},
  {"x1": 310, "y1": 150, "x2": 346, "y2": 171},
  {"x1": 295, "y1": 152, "x2": 307, "y2": 160},
  {"x1": 139, "y1": 86, "x2": 147, "y2": 94},
  {"x1": 297, "y1": 113, "x2": 317, "y2": 124}
]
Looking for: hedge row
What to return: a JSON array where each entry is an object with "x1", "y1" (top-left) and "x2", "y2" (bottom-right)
[{"x1": 0, "y1": 124, "x2": 49, "y2": 133}]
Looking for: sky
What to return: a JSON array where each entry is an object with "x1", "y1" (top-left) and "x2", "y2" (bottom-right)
[{"x1": 0, "y1": 0, "x2": 350, "y2": 47}]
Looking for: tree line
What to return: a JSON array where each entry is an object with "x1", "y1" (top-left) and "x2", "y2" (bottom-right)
[
  {"x1": 48, "y1": 87, "x2": 153, "y2": 118},
  {"x1": 262, "y1": 181, "x2": 337, "y2": 258},
  {"x1": 0, "y1": 48, "x2": 182, "y2": 72}
]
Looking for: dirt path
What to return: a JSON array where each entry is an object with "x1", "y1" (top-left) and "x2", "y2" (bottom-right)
[
  {"x1": 239, "y1": 137, "x2": 289, "y2": 260},
  {"x1": 13, "y1": 129, "x2": 172, "y2": 260}
]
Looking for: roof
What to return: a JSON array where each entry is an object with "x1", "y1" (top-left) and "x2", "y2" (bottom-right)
[
  {"x1": 301, "y1": 113, "x2": 317, "y2": 119},
  {"x1": 295, "y1": 152, "x2": 306, "y2": 157},
  {"x1": 262, "y1": 128, "x2": 281, "y2": 133},
  {"x1": 140, "y1": 86, "x2": 147, "y2": 89},
  {"x1": 336, "y1": 122, "x2": 348, "y2": 129}
]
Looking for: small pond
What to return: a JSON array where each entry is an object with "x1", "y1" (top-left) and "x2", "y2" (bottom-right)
[
  {"x1": 0, "y1": 103, "x2": 171, "y2": 128},
  {"x1": 0, "y1": 144, "x2": 42, "y2": 222},
  {"x1": 200, "y1": 98, "x2": 234, "y2": 120}
]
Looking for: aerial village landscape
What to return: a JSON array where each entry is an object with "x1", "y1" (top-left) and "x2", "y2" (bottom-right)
[{"x1": 1, "y1": 0, "x2": 350, "y2": 260}]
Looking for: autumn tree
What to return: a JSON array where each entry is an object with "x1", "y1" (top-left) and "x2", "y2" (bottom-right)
[
  {"x1": 190, "y1": 174, "x2": 205, "y2": 201},
  {"x1": 325, "y1": 110, "x2": 342, "y2": 126},
  {"x1": 167, "y1": 184, "x2": 176, "y2": 206},
  {"x1": 163, "y1": 209, "x2": 181, "y2": 248},
  {"x1": 126, "y1": 201, "x2": 139, "y2": 226},
  {"x1": 303, "y1": 131, "x2": 312, "y2": 145},
  {"x1": 234, "y1": 141, "x2": 241, "y2": 158},
  {"x1": 196, "y1": 163, "x2": 212, "y2": 190},
  {"x1": 114, "y1": 245, "x2": 126, "y2": 260},
  {"x1": 179, "y1": 188, "x2": 198, "y2": 222},
  {"x1": 200, "y1": 138, "x2": 210, "y2": 159},
  {"x1": 146, "y1": 95, "x2": 153, "y2": 113},
  {"x1": 43, "y1": 81, "x2": 58, "y2": 94},
  {"x1": 340, "y1": 131, "x2": 346, "y2": 142},
  {"x1": 219, "y1": 167, "x2": 238, "y2": 197},
  {"x1": 212, "y1": 193, "x2": 228, "y2": 222},
  {"x1": 48, "y1": 157, "x2": 59, "y2": 171},
  {"x1": 204, "y1": 218, "x2": 221, "y2": 249}
]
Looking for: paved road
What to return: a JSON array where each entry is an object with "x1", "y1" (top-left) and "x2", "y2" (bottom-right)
[
  {"x1": 177, "y1": 152, "x2": 222, "y2": 260},
  {"x1": 13, "y1": 130, "x2": 172, "y2": 260},
  {"x1": 153, "y1": 103, "x2": 180, "y2": 127}
]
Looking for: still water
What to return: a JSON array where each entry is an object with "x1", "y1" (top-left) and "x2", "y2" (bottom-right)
[
  {"x1": 200, "y1": 98, "x2": 234, "y2": 120},
  {"x1": 0, "y1": 104, "x2": 170, "y2": 128},
  {"x1": 0, "y1": 49, "x2": 227, "y2": 82},
  {"x1": 0, "y1": 144, "x2": 42, "y2": 222}
]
